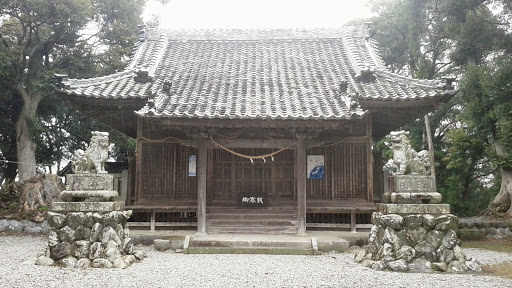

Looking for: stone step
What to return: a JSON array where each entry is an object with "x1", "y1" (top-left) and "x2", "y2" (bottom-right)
[
  {"x1": 207, "y1": 213, "x2": 297, "y2": 221},
  {"x1": 186, "y1": 246, "x2": 312, "y2": 255},
  {"x1": 207, "y1": 208, "x2": 297, "y2": 214},
  {"x1": 187, "y1": 235, "x2": 314, "y2": 255},
  {"x1": 207, "y1": 225, "x2": 298, "y2": 234},
  {"x1": 206, "y1": 207, "x2": 298, "y2": 234},
  {"x1": 207, "y1": 219, "x2": 297, "y2": 226}
]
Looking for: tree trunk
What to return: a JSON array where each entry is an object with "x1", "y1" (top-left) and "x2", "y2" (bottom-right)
[
  {"x1": 488, "y1": 138, "x2": 512, "y2": 214},
  {"x1": 489, "y1": 167, "x2": 512, "y2": 214},
  {"x1": 15, "y1": 87, "x2": 42, "y2": 181}
]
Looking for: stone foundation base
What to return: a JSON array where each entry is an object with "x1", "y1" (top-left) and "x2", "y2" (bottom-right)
[
  {"x1": 35, "y1": 209, "x2": 145, "y2": 269},
  {"x1": 377, "y1": 203, "x2": 450, "y2": 214},
  {"x1": 52, "y1": 201, "x2": 125, "y2": 212},
  {"x1": 354, "y1": 212, "x2": 481, "y2": 273},
  {"x1": 390, "y1": 192, "x2": 442, "y2": 204}
]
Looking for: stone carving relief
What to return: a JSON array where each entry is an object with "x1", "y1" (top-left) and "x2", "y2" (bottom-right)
[
  {"x1": 71, "y1": 131, "x2": 109, "y2": 174},
  {"x1": 390, "y1": 131, "x2": 430, "y2": 175}
]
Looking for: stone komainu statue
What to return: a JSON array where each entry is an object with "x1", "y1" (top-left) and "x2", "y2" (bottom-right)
[
  {"x1": 390, "y1": 131, "x2": 430, "y2": 175},
  {"x1": 71, "y1": 131, "x2": 109, "y2": 174}
]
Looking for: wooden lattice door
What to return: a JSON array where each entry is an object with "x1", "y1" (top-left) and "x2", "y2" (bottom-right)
[{"x1": 211, "y1": 148, "x2": 295, "y2": 205}]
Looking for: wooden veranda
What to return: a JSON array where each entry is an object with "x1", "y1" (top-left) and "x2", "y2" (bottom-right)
[{"x1": 127, "y1": 125, "x2": 376, "y2": 234}]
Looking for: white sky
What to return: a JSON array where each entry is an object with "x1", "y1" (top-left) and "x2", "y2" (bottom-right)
[{"x1": 143, "y1": 0, "x2": 374, "y2": 29}]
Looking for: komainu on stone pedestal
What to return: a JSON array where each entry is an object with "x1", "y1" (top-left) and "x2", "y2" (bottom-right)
[
  {"x1": 71, "y1": 131, "x2": 109, "y2": 174},
  {"x1": 382, "y1": 131, "x2": 441, "y2": 205},
  {"x1": 36, "y1": 131, "x2": 145, "y2": 269},
  {"x1": 390, "y1": 131, "x2": 430, "y2": 175},
  {"x1": 359, "y1": 130, "x2": 481, "y2": 273}
]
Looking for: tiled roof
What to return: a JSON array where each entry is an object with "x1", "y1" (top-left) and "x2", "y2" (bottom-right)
[{"x1": 56, "y1": 26, "x2": 455, "y2": 121}]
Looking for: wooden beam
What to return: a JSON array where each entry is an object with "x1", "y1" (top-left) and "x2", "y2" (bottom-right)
[
  {"x1": 296, "y1": 139, "x2": 307, "y2": 235},
  {"x1": 210, "y1": 138, "x2": 297, "y2": 149},
  {"x1": 157, "y1": 117, "x2": 357, "y2": 129},
  {"x1": 197, "y1": 140, "x2": 208, "y2": 234}
]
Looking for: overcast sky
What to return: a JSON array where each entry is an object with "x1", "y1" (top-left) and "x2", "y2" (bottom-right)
[{"x1": 143, "y1": 0, "x2": 374, "y2": 29}]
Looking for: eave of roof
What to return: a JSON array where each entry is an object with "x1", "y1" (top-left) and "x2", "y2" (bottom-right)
[{"x1": 55, "y1": 25, "x2": 456, "y2": 131}]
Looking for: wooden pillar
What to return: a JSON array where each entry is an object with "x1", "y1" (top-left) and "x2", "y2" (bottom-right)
[
  {"x1": 296, "y1": 139, "x2": 307, "y2": 235},
  {"x1": 366, "y1": 113, "x2": 374, "y2": 202},
  {"x1": 135, "y1": 117, "x2": 143, "y2": 203},
  {"x1": 197, "y1": 140, "x2": 208, "y2": 234}
]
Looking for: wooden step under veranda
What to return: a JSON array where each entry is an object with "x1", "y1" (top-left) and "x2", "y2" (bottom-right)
[{"x1": 206, "y1": 207, "x2": 298, "y2": 234}]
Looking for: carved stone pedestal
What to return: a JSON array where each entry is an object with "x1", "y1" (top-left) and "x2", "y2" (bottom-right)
[
  {"x1": 382, "y1": 175, "x2": 442, "y2": 204},
  {"x1": 60, "y1": 174, "x2": 118, "y2": 202}
]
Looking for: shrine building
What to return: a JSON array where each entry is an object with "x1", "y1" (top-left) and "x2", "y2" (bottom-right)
[{"x1": 55, "y1": 25, "x2": 456, "y2": 234}]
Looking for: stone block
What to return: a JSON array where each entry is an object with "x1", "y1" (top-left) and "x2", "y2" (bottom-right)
[
  {"x1": 154, "y1": 239, "x2": 172, "y2": 251},
  {"x1": 52, "y1": 201, "x2": 125, "y2": 212},
  {"x1": 67, "y1": 212, "x2": 85, "y2": 228},
  {"x1": 170, "y1": 239, "x2": 184, "y2": 251},
  {"x1": 76, "y1": 258, "x2": 91, "y2": 269},
  {"x1": 403, "y1": 215, "x2": 423, "y2": 230},
  {"x1": 59, "y1": 256, "x2": 78, "y2": 268},
  {"x1": 61, "y1": 190, "x2": 118, "y2": 202},
  {"x1": 91, "y1": 258, "x2": 113, "y2": 269},
  {"x1": 51, "y1": 242, "x2": 71, "y2": 260},
  {"x1": 388, "y1": 259, "x2": 409, "y2": 272},
  {"x1": 318, "y1": 240, "x2": 334, "y2": 253},
  {"x1": 35, "y1": 256, "x2": 54, "y2": 266},
  {"x1": 390, "y1": 192, "x2": 442, "y2": 204},
  {"x1": 377, "y1": 204, "x2": 450, "y2": 214},
  {"x1": 66, "y1": 174, "x2": 114, "y2": 191},
  {"x1": 332, "y1": 240, "x2": 349, "y2": 252},
  {"x1": 58, "y1": 226, "x2": 76, "y2": 243},
  {"x1": 389, "y1": 175, "x2": 435, "y2": 192},
  {"x1": 380, "y1": 214, "x2": 403, "y2": 230},
  {"x1": 48, "y1": 212, "x2": 67, "y2": 228},
  {"x1": 6, "y1": 221, "x2": 23, "y2": 233},
  {"x1": 23, "y1": 226, "x2": 42, "y2": 233}
]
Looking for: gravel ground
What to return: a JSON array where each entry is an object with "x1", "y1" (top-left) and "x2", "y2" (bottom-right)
[{"x1": 1, "y1": 234, "x2": 512, "y2": 288}]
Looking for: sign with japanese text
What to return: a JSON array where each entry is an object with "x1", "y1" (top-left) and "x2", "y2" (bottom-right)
[{"x1": 238, "y1": 194, "x2": 267, "y2": 207}]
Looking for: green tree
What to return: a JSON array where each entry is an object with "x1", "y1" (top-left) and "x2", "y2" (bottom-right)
[
  {"x1": 460, "y1": 59, "x2": 512, "y2": 214},
  {"x1": 0, "y1": 0, "x2": 143, "y2": 181},
  {"x1": 367, "y1": 0, "x2": 512, "y2": 216}
]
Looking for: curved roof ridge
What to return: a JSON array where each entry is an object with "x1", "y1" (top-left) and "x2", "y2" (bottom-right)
[
  {"x1": 147, "y1": 33, "x2": 168, "y2": 77},
  {"x1": 148, "y1": 27, "x2": 352, "y2": 40},
  {"x1": 342, "y1": 30, "x2": 367, "y2": 79}
]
